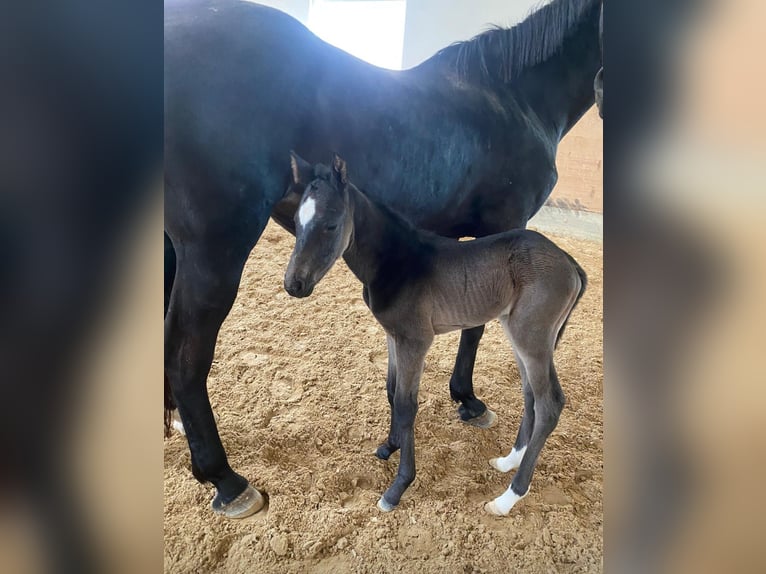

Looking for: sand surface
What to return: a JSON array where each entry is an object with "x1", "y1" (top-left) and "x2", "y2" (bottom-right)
[{"x1": 164, "y1": 221, "x2": 603, "y2": 573}]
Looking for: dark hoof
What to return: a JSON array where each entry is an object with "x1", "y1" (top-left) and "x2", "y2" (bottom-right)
[
  {"x1": 211, "y1": 484, "x2": 266, "y2": 519},
  {"x1": 377, "y1": 496, "x2": 396, "y2": 512},
  {"x1": 375, "y1": 443, "x2": 396, "y2": 460},
  {"x1": 460, "y1": 408, "x2": 498, "y2": 429}
]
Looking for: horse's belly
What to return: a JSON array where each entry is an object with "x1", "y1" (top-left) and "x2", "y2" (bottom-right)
[
  {"x1": 429, "y1": 249, "x2": 514, "y2": 334},
  {"x1": 431, "y1": 300, "x2": 509, "y2": 335}
]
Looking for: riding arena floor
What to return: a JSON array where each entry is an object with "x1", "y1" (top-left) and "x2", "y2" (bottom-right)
[{"x1": 164, "y1": 221, "x2": 603, "y2": 573}]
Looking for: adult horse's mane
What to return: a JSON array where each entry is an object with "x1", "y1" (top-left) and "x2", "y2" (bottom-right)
[{"x1": 431, "y1": 0, "x2": 599, "y2": 85}]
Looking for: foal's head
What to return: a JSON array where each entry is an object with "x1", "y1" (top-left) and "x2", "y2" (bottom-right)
[{"x1": 284, "y1": 152, "x2": 354, "y2": 298}]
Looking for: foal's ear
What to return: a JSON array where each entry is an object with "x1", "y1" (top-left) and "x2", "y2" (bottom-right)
[
  {"x1": 331, "y1": 153, "x2": 348, "y2": 187},
  {"x1": 290, "y1": 151, "x2": 314, "y2": 185}
]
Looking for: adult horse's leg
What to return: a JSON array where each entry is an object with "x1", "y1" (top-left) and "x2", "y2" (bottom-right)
[
  {"x1": 165, "y1": 233, "x2": 264, "y2": 518},
  {"x1": 164, "y1": 231, "x2": 177, "y2": 433},
  {"x1": 490, "y1": 348, "x2": 534, "y2": 472},
  {"x1": 449, "y1": 326, "x2": 497, "y2": 428},
  {"x1": 449, "y1": 213, "x2": 534, "y2": 429},
  {"x1": 377, "y1": 336, "x2": 431, "y2": 512},
  {"x1": 164, "y1": 230, "x2": 176, "y2": 316}
]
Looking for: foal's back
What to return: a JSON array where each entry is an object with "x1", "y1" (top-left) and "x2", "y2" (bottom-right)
[{"x1": 428, "y1": 230, "x2": 581, "y2": 335}]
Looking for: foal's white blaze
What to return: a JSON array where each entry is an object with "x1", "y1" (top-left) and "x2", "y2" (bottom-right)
[
  {"x1": 298, "y1": 197, "x2": 316, "y2": 227},
  {"x1": 484, "y1": 485, "x2": 529, "y2": 516},
  {"x1": 489, "y1": 445, "x2": 527, "y2": 473}
]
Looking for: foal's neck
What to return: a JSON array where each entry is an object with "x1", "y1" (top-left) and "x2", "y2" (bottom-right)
[{"x1": 342, "y1": 185, "x2": 433, "y2": 288}]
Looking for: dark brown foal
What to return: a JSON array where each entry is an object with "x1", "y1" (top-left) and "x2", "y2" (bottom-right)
[{"x1": 284, "y1": 153, "x2": 586, "y2": 515}]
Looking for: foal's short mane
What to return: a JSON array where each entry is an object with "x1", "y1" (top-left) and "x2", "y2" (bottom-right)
[
  {"x1": 431, "y1": 0, "x2": 599, "y2": 85},
  {"x1": 349, "y1": 182, "x2": 442, "y2": 244}
]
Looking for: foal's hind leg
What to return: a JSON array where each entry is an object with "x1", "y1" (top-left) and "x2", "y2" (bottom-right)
[
  {"x1": 165, "y1": 238, "x2": 265, "y2": 518},
  {"x1": 490, "y1": 348, "x2": 534, "y2": 472},
  {"x1": 449, "y1": 326, "x2": 497, "y2": 428},
  {"x1": 485, "y1": 316, "x2": 565, "y2": 516}
]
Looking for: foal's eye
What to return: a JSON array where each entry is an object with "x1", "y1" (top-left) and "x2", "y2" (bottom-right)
[{"x1": 325, "y1": 223, "x2": 338, "y2": 231}]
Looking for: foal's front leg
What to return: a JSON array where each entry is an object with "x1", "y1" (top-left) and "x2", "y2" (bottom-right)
[
  {"x1": 375, "y1": 335, "x2": 398, "y2": 460},
  {"x1": 377, "y1": 336, "x2": 431, "y2": 511}
]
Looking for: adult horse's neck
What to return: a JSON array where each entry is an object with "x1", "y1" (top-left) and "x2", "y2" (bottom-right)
[
  {"x1": 420, "y1": 0, "x2": 601, "y2": 138},
  {"x1": 514, "y1": 1, "x2": 602, "y2": 136},
  {"x1": 342, "y1": 185, "x2": 434, "y2": 290}
]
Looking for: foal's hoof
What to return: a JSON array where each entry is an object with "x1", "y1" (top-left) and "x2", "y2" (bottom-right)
[
  {"x1": 484, "y1": 487, "x2": 529, "y2": 516},
  {"x1": 489, "y1": 446, "x2": 526, "y2": 473},
  {"x1": 483, "y1": 500, "x2": 507, "y2": 516},
  {"x1": 377, "y1": 497, "x2": 396, "y2": 512},
  {"x1": 211, "y1": 485, "x2": 265, "y2": 519},
  {"x1": 461, "y1": 408, "x2": 497, "y2": 429}
]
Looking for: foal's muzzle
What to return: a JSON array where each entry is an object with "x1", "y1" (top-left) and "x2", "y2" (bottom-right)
[{"x1": 284, "y1": 275, "x2": 314, "y2": 298}]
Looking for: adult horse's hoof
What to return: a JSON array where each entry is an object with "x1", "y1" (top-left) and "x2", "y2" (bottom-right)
[
  {"x1": 461, "y1": 408, "x2": 497, "y2": 429},
  {"x1": 211, "y1": 485, "x2": 265, "y2": 519},
  {"x1": 377, "y1": 497, "x2": 396, "y2": 512},
  {"x1": 489, "y1": 457, "x2": 509, "y2": 472}
]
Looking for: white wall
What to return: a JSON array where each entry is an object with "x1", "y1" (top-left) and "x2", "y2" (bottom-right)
[
  {"x1": 401, "y1": 0, "x2": 546, "y2": 68},
  {"x1": 247, "y1": 0, "x2": 310, "y2": 23},
  {"x1": 250, "y1": 1, "x2": 549, "y2": 68}
]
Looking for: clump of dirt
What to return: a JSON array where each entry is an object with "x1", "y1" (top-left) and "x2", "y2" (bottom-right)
[{"x1": 164, "y1": 222, "x2": 603, "y2": 573}]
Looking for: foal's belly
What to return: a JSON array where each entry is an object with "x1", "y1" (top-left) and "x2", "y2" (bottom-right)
[
  {"x1": 431, "y1": 302, "x2": 509, "y2": 335},
  {"x1": 427, "y1": 238, "x2": 516, "y2": 335},
  {"x1": 429, "y1": 277, "x2": 513, "y2": 334}
]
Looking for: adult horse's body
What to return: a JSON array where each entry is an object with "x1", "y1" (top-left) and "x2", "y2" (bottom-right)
[{"x1": 164, "y1": 0, "x2": 601, "y2": 517}]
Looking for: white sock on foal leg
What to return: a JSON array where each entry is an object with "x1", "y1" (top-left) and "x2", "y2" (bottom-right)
[
  {"x1": 484, "y1": 484, "x2": 529, "y2": 516},
  {"x1": 489, "y1": 445, "x2": 526, "y2": 472}
]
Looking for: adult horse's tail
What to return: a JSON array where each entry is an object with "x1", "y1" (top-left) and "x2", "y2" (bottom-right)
[
  {"x1": 164, "y1": 231, "x2": 177, "y2": 437},
  {"x1": 555, "y1": 253, "x2": 588, "y2": 348}
]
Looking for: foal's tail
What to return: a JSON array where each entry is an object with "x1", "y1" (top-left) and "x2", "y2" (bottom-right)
[{"x1": 555, "y1": 253, "x2": 588, "y2": 348}]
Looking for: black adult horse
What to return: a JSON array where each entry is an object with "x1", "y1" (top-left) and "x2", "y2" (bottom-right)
[{"x1": 165, "y1": 0, "x2": 601, "y2": 517}]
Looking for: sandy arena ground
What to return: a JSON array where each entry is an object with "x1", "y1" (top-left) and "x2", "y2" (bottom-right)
[{"x1": 164, "y1": 221, "x2": 603, "y2": 573}]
